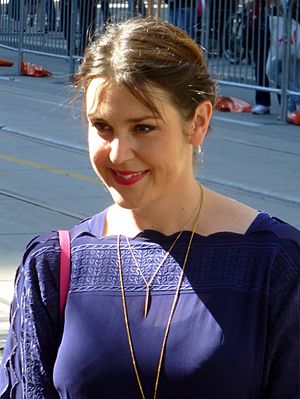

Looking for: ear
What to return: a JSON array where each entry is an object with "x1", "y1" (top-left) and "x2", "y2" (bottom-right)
[{"x1": 188, "y1": 100, "x2": 213, "y2": 146}]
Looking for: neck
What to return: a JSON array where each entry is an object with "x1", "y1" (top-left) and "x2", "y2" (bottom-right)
[{"x1": 105, "y1": 180, "x2": 202, "y2": 237}]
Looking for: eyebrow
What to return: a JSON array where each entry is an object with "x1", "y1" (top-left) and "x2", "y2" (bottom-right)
[{"x1": 87, "y1": 113, "x2": 159, "y2": 123}]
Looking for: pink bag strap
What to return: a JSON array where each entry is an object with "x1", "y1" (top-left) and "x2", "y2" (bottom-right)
[{"x1": 58, "y1": 230, "x2": 71, "y2": 323}]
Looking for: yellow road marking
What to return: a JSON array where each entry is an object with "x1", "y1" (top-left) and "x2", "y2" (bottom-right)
[{"x1": 0, "y1": 152, "x2": 100, "y2": 185}]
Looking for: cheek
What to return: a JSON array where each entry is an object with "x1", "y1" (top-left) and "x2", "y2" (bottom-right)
[
  {"x1": 89, "y1": 149, "x2": 101, "y2": 169},
  {"x1": 88, "y1": 130, "x2": 107, "y2": 169}
]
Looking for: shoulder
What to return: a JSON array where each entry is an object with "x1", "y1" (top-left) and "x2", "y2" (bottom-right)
[
  {"x1": 201, "y1": 188, "x2": 300, "y2": 251},
  {"x1": 247, "y1": 213, "x2": 300, "y2": 261},
  {"x1": 242, "y1": 213, "x2": 300, "y2": 285},
  {"x1": 21, "y1": 231, "x2": 61, "y2": 283},
  {"x1": 246, "y1": 214, "x2": 300, "y2": 312},
  {"x1": 249, "y1": 214, "x2": 300, "y2": 283},
  {"x1": 200, "y1": 187, "x2": 300, "y2": 279},
  {"x1": 23, "y1": 209, "x2": 107, "y2": 259},
  {"x1": 200, "y1": 188, "x2": 260, "y2": 236},
  {"x1": 19, "y1": 211, "x2": 107, "y2": 295}
]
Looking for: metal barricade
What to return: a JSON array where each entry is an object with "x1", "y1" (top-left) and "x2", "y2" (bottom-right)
[
  {"x1": 0, "y1": 0, "x2": 169, "y2": 75},
  {"x1": 0, "y1": 0, "x2": 299, "y2": 122},
  {"x1": 198, "y1": 0, "x2": 300, "y2": 121}
]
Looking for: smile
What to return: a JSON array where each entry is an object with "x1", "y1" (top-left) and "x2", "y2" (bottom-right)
[{"x1": 111, "y1": 169, "x2": 148, "y2": 185}]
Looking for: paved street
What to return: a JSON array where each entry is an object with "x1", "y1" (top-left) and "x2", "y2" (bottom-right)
[{"x1": 0, "y1": 48, "x2": 300, "y2": 360}]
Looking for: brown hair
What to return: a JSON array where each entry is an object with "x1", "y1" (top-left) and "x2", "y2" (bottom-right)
[{"x1": 76, "y1": 17, "x2": 216, "y2": 122}]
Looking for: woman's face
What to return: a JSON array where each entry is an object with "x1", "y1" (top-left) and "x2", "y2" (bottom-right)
[{"x1": 86, "y1": 78, "x2": 200, "y2": 211}]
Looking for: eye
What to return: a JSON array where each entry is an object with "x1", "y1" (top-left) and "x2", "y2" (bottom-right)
[
  {"x1": 92, "y1": 121, "x2": 113, "y2": 134},
  {"x1": 134, "y1": 124, "x2": 157, "y2": 134}
]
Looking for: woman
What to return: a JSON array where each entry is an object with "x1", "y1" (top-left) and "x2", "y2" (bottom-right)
[
  {"x1": 267, "y1": 0, "x2": 300, "y2": 113},
  {"x1": 1, "y1": 17, "x2": 299, "y2": 398}
]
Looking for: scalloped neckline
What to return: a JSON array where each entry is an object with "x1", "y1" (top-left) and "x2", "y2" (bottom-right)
[{"x1": 95, "y1": 210, "x2": 269, "y2": 241}]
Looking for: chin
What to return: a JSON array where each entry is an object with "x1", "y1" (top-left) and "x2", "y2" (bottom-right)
[{"x1": 109, "y1": 189, "x2": 146, "y2": 211}]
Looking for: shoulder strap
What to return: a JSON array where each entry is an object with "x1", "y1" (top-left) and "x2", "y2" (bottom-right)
[{"x1": 58, "y1": 230, "x2": 71, "y2": 323}]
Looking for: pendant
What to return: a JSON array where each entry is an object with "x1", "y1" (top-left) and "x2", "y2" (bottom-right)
[{"x1": 144, "y1": 286, "x2": 150, "y2": 318}]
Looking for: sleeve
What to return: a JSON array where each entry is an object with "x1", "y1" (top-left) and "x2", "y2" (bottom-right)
[
  {"x1": 262, "y1": 239, "x2": 300, "y2": 398},
  {"x1": 0, "y1": 234, "x2": 61, "y2": 399}
]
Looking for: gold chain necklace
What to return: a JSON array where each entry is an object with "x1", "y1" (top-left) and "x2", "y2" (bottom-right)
[
  {"x1": 117, "y1": 184, "x2": 203, "y2": 399},
  {"x1": 125, "y1": 187, "x2": 202, "y2": 318}
]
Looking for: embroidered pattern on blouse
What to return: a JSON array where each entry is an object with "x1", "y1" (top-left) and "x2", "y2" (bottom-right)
[{"x1": 70, "y1": 241, "x2": 276, "y2": 294}]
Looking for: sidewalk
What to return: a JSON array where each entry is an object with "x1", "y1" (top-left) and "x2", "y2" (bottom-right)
[{"x1": 0, "y1": 47, "x2": 299, "y2": 363}]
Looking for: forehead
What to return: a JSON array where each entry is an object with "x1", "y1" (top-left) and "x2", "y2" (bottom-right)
[
  {"x1": 86, "y1": 78, "x2": 109, "y2": 114},
  {"x1": 85, "y1": 78, "x2": 174, "y2": 120}
]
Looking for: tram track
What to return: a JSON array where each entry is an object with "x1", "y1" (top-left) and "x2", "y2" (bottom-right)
[
  {"x1": 0, "y1": 126, "x2": 87, "y2": 154},
  {"x1": 0, "y1": 189, "x2": 87, "y2": 221}
]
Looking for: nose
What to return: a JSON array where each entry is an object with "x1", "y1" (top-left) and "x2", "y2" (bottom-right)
[{"x1": 109, "y1": 136, "x2": 135, "y2": 165}]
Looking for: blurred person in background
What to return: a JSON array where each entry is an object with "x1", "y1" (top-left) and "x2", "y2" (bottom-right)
[
  {"x1": 252, "y1": 0, "x2": 272, "y2": 115},
  {"x1": 167, "y1": 0, "x2": 198, "y2": 36},
  {"x1": 266, "y1": 0, "x2": 300, "y2": 113},
  {"x1": 60, "y1": 0, "x2": 110, "y2": 56},
  {"x1": 24, "y1": 0, "x2": 43, "y2": 31}
]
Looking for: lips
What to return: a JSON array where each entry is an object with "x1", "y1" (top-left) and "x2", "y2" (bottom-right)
[{"x1": 110, "y1": 169, "x2": 148, "y2": 186}]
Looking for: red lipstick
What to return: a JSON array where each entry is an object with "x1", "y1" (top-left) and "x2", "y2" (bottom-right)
[{"x1": 111, "y1": 169, "x2": 148, "y2": 186}]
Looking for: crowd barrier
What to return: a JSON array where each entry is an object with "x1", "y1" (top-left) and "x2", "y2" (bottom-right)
[{"x1": 0, "y1": 0, "x2": 299, "y2": 121}]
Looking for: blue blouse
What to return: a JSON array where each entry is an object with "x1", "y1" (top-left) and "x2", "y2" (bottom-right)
[{"x1": 1, "y1": 211, "x2": 300, "y2": 398}]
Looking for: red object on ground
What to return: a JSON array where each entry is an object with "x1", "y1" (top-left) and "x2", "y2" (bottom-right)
[
  {"x1": 215, "y1": 96, "x2": 252, "y2": 113},
  {"x1": 287, "y1": 111, "x2": 300, "y2": 125},
  {"x1": 0, "y1": 58, "x2": 14, "y2": 67},
  {"x1": 21, "y1": 61, "x2": 52, "y2": 77}
]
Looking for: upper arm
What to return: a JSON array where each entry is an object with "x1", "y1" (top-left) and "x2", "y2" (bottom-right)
[
  {"x1": 0, "y1": 238, "x2": 61, "y2": 398},
  {"x1": 262, "y1": 245, "x2": 300, "y2": 398}
]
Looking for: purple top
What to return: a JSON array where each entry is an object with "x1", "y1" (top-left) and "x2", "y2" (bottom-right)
[{"x1": 1, "y1": 211, "x2": 300, "y2": 398}]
